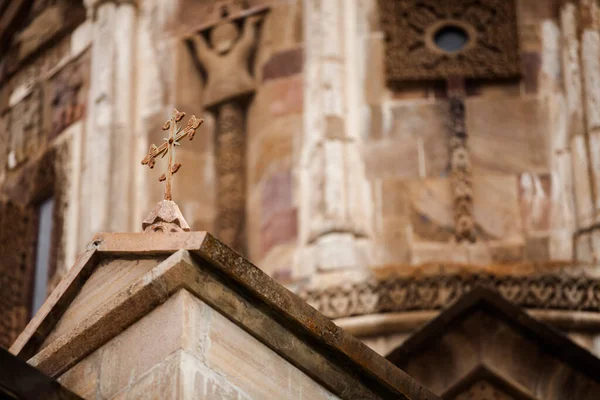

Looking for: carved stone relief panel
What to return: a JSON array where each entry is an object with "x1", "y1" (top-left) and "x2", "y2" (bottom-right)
[
  {"x1": 48, "y1": 50, "x2": 90, "y2": 141},
  {"x1": 378, "y1": 0, "x2": 521, "y2": 83},
  {"x1": 188, "y1": 13, "x2": 263, "y2": 107},
  {"x1": 7, "y1": 86, "x2": 42, "y2": 169}
]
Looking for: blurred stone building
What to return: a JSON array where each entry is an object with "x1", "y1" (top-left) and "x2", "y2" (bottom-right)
[{"x1": 3, "y1": 0, "x2": 600, "y2": 397}]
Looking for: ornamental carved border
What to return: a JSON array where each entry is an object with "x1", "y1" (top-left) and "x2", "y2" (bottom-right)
[
  {"x1": 378, "y1": 0, "x2": 521, "y2": 83},
  {"x1": 299, "y1": 269, "x2": 600, "y2": 320}
]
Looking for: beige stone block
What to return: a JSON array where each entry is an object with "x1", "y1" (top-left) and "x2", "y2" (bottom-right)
[
  {"x1": 591, "y1": 230, "x2": 600, "y2": 263},
  {"x1": 44, "y1": 257, "x2": 167, "y2": 346},
  {"x1": 587, "y1": 132, "x2": 600, "y2": 220},
  {"x1": 205, "y1": 305, "x2": 338, "y2": 400},
  {"x1": 407, "y1": 178, "x2": 454, "y2": 242},
  {"x1": 549, "y1": 229, "x2": 574, "y2": 261},
  {"x1": 256, "y1": 2, "x2": 303, "y2": 66},
  {"x1": 467, "y1": 96, "x2": 550, "y2": 174},
  {"x1": 258, "y1": 242, "x2": 296, "y2": 283},
  {"x1": 98, "y1": 290, "x2": 208, "y2": 398},
  {"x1": 571, "y1": 135, "x2": 595, "y2": 227},
  {"x1": 551, "y1": 151, "x2": 576, "y2": 230},
  {"x1": 315, "y1": 232, "x2": 363, "y2": 272},
  {"x1": 411, "y1": 242, "x2": 469, "y2": 265},
  {"x1": 518, "y1": 173, "x2": 552, "y2": 233},
  {"x1": 58, "y1": 349, "x2": 101, "y2": 399},
  {"x1": 473, "y1": 175, "x2": 523, "y2": 241},
  {"x1": 364, "y1": 33, "x2": 384, "y2": 106},
  {"x1": 171, "y1": 149, "x2": 215, "y2": 206},
  {"x1": 112, "y1": 351, "x2": 182, "y2": 400},
  {"x1": 248, "y1": 115, "x2": 298, "y2": 186},
  {"x1": 388, "y1": 101, "x2": 449, "y2": 178},
  {"x1": 365, "y1": 139, "x2": 420, "y2": 180},
  {"x1": 582, "y1": 30, "x2": 600, "y2": 132},
  {"x1": 248, "y1": 75, "x2": 303, "y2": 137},
  {"x1": 465, "y1": 242, "x2": 492, "y2": 265},
  {"x1": 376, "y1": 216, "x2": 412, "y2": 265},
  {"x1": 540, "y1": 21, "x2": 562, "y2": 94},
  {"x1": 575, "y1": 233, "x2": 593, "y2": 263},
  {"x1": 524, "y1": 235, "x2": 550, "y2": 261},
  {"x1": 378, "y1": 178, "x2": 410, "y2": 218}
]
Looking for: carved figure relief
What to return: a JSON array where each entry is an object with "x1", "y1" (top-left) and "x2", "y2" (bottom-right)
[
  {"x1": 378, "y1": 0, "x2": 520, "y2": 83},
  {"x1": 7, "y1": 86, "x2": 42, "y2": 169},
  {"x1": 49, "y1": 50, "x2": 90, "y2": 140},
  {"x1": 188, "y1": 9, "x2": 264, "y2": 253},
  {"x1": 190, "y1": 14, "x2": 261, "y2": 107}
]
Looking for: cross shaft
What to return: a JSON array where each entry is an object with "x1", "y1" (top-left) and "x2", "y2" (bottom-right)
[{"x1": 141, "y1": 109, "x2": 203, "y2": 200}]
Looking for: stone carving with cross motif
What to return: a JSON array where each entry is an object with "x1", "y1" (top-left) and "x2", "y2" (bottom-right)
[{"x1": 141, "y1": 109, "x2": 203, "y2": 233}]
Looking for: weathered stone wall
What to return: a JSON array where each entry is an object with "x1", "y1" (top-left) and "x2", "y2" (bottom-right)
[
  {"x1": 0, "y1": 0, "x2": 90, "y2": 345},
  {"x1": 364, "y1": 0, "x2": 575, "y2": 267},
  {"x1": 4, "y1": 0, "x2": 600, "y2": 355}
]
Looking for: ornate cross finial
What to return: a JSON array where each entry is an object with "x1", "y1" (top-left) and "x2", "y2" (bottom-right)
[
  {"x1": 140, "y1": 109, "x2": 203, "y2": 233},
  {"x1": 141, "y1": 109, "x2": 203, "y2": 201}
]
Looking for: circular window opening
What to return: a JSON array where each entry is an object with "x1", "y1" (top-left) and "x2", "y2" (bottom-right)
[{"x1": 433, "y1": 25, "x2": 470, "y2": 53}]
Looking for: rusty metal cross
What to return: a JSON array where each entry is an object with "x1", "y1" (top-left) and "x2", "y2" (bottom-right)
[{"x1": 141, "y1": 109, "x2": 203, "y2": 201}]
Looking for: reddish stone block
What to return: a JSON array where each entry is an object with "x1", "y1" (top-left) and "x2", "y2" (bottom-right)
[
  {"x1": 268, "y1": 75, "x2": 303, "y2": 118},
  {"x1": 261, "y1": 171, "x2": 292, "y2": 226},
  {"x1": 260, "y1": 208, "x2": 298, "y2": 257},
  {"x1": 262, "y1": 47, "x2": 303, "y2": 81}
]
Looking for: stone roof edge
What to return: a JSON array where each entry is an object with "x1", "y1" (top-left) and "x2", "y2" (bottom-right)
[
  {"x1": 386, "y1": 286, "x2": 600, "y2": 385},
  {"x1": 10, "y1": 232, "x2": 439, "y2": 400}
]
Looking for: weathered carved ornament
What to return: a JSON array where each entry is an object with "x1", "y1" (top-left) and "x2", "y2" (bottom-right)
[
  {"x1": 189, "y1": 14, "x2": 262, "y2": 107},
  {"x1": 299, "y1": 267, "x2": 600, "y2": 320},
  {"x1": 378, "y1": 0, "x2": 520, "y2": 84}
]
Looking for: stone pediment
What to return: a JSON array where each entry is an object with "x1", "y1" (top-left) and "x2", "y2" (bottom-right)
[
  {"x1": 386, "y1": 287, "x2": 600, "y2": 400},
  {"x1": 10, "y1": 232, "x2": 438, "y2": 400}
]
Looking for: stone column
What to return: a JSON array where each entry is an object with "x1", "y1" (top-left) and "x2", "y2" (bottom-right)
[
  {"x1": 298, "y1": 0, "x2": 373, "y2": 285},
  {"x1": 215, "y1": 101, "x2": 246, "y2": 253},
  {"x1": 560, "y1": 2, "x2": 595, "y2": 230},
  {"x1": 79, "y1": 0, "x2": 138, "y2": 246},
  {"x1": 578, "y1": 0, "x2": 600, "y2": 259}
]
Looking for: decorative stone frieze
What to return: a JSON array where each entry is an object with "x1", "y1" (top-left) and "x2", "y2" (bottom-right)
[
  {"x1": 378, "y1": 0, "x2": 520, "y2": 84},
  {"x1": 299, "y1": 265, "x2": 600, "y2": 319}
]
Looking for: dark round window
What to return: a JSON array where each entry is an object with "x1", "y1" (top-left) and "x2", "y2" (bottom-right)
[{"x1": 433, "y1": 25, "x2": 470, "y2": 53}]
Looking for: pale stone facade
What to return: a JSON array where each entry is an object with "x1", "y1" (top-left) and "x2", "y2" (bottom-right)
[{"x1": 5, "y1": 0, "x2": 600, "y2": 391}]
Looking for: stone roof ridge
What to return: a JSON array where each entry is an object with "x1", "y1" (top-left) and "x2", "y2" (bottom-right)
[{"x1": 10, "y1": 231, "x2": 440, "y2": 400}]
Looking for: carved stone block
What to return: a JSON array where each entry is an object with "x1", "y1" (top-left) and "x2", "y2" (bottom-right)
[{"x1": 378, "y1": 0, "x2": 521, "y2": 83}]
